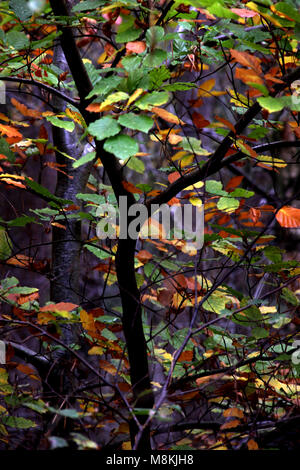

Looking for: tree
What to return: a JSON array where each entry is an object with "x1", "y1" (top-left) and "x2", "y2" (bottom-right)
[{"x1": 0, "y1": 0, "x2": 300, "y2": 451}]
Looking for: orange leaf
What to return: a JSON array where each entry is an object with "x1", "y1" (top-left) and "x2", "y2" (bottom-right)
[
  {"x1": 230, "y1": 49, "x2": 262, "y2": 74},
  {"x1": 250, "y1": 207, "x2": 261, "y2": 224},
  {"x1": 168, "y1": 171, "x2": 181, "y2": 183},
  {"x1": 276, "y1": 206, "x2": 300, "y2": 228},
  {"x1": 177, "y1": 350, "x2": 193, "y2": 362},
  {"x1": 40, "y1": 302, "x2": 78, "y2": 312},
  {"x1": 215, "y1": 115, "x2": 236, "y2": 133},
  {"x1": 235, "y1": 67, "x2": 263, "y2": 84},
  {"x1": 11, "y1": 98, "x2": 41, "y2": 119},
  {"x1": 223, "y1": 407, "x2": 244, "y2": 419},
  {"x1": 0, "y1": 123, "x2": 22, "y2": 139},
  {"x1": 122, "y1": 180, "x2": 143, "y2": 194},
  {"x1": 225, "y1": 175, "x2": 244, "y2": 191},
  {"x1": 247, "y1": 439, "x2": 259, "y2": 450},
  {"x1": 220, "y1": 419, "x2": 241, "y2": 430},
  {"x1": 99, "y1": 360, "x2": 117, "y2": 376},
  {"x1": 126, "y1": 41, "x2": 146, "y2": 53},
  {"x1": 197, "y1": 79, "x2": 215, "y2": 97},
  {"x1": 151, "y1": 107, "x2": 185, "y2": 126}
]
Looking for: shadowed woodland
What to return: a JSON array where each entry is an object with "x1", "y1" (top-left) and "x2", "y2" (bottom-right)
[{"x1": 0, "y1": 0, "x2": 300, "y2": 451}]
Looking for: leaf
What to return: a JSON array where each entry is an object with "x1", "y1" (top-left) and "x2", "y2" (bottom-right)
[
  {"x1": 99, "y1": 360, "x2": 117, "y2": 375},
  {"x1": 217, "y1": 197, "x2": 240, "y2": 213},
  {"x1": 0, "y1": 229, "x2": 12, "y2": 260},
  {"x1": 257, "y1": 96, "x2": 284, "y2": 113},
  {"x1": 230, "y1": 49, "x2": 262, "y2": 73},
  {"x1": 25, "y1": 177, "x2": 73, "y2": 205},
  {"x1": 235, "y1": 67, "x2": 263, "y2": 85},
  {"x1": 182, "y1": 137, "x2": 210, "y2": 156},
  {"x1": 125, "y1": 156, "x2": 145, "y2": 173},
  {"x1": 135, "y1": 91, "x2": 169, "y2": 110},
  {"x1": 126, "y1": 41, "x2": 146, "y2": 53},
  {"x1": 88, "y1": 117, "x2": 120, "y2": 141},
  {"x1": 3, "y1": 416, "x2": 36, "y2": 429},
  {"x1": 6, "y1": 30, "x2": 30, "y2": 50},
  {"x1": 85, "y1": 245, "x2": 112, "y2": 260},
  {"x1": 40, "y1": 302, "x2": 78, "y2": 313},
  {"x1": 72, "y1": 0, "x2": 106, "y2": 12},
  {"x1": 225, "y1": 175, "x2": 244, "y2": 191},
  {"x1": 151, "y1": 107, "x2": 185, "y2": 126},
  {"x1": 0, "y1": 137, "x2": 15, "y2": 162},
  {"x1": 97, "y1": 92, "x2": 129, "y2": 111},
  {"x1": 247, "y1": 439, "x2": 259, "y2": 450},
  {"x1": 144, "y1": 49, "x2": 167, "y2": 67},
  {"x1": 0, "y1": 123, "x2": 22, "y2": 139},
  {"x1": 72, "y1": 151, "x2": 96, "y2": 169},
  {"x1": 9, "y1": 0, "x2": 32, "y2": 21},
  {"x1": 45, "y1": 116, "x2": 75, "y2": 133},
  {"x1": 276, "y1": 206, "x2": 300, "y2": 228},
  {"x1": 118, "y1": 113, "x2": 153, "y2": 133},
  {"x1": 11, "y1": 98, "x2": 41, "y2": 119},
  {"x1": 230, "y1": 8, "x2": 257, "y2": 18},
  {"x1": 86, "y1": 76, "x2": 123, "y2": 99},
  {"x1": 103, "y1": 134, "x2": 138, "y2": 159},
  {"x1": 197, "y1": 79, "x2": 215, "y2": 97}
]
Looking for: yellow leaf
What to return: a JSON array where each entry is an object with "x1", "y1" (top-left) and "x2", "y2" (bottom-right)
[
  {"x1": 154, "y1": 348, "x2": 173, "y2": 362},
  {"x1": 88, "y1": 346, "x2": 104, "y2": 355},
  {"x1": 151, "y1": 107, "x2": 185, "y2": 125},
  {"x1": 189, "y1": 197, "x2": 203, "y2": 207},
  {"x1": 259, "y1": 306, "x2": 277, "y2": 314},
  {"x1": 122, "y1": 441, "x2": 132, "y2": 450},
  {"x1": 125, "y1": 88, "x2": 144, "y2": 109},
  {"x1": 197, "y1": 79, "x2": 215, "y2": 97}
]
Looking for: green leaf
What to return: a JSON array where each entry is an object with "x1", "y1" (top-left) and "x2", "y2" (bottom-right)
[
  {"x1": 257, "y1": 96, "x2": 284, "y2": 113},
  {"x1": 281, "y1": 287, "x2": 299, "y2": 306},
  {"x1": 230, "y1": 188, "x2": 255, "y2": 198},
  {"x1": 118, "y1": 113, "x2": 153, "y2": 133},
  {"x1": 149, "y1": 66, "x2": 171, "y2": 89},
  {"x1": 72, "y1": 0, "x2": 106, "y2": 12},
  {"x1": 86, "y1": 76, "x2": 123, "y2": 99},
  {"x1": 217, "y1": 197, "x2": 240, "y2": 212},
  {"x1": 103, "y1": 134, "x2": 138, "y2": 159},
  {"x1": 251, "y1": 327, "x2": 269, "y2": 339},
  {"x1": 72, "y1": 151, "x2": 96, "y2": 169},
  {"x1": 9, "y1": 286, "x2": 38, "y2": 294},
  {"x1": 125, "y1": 156, "x2": 145, "y2": 173},
  {"x1": 0, "y1": 138, "x2": 15, "y2": 162},
  {"x1": 76, "y1": 193, "x2": 105, "y2": 204},
  {"x1": 205, "y1": 180, "x2": 227, "y2": 196},
  {"x1": 84, "y1": 244, "x2": 111, "y2": 260},
  {"x1": 182, "y1": 137, "x2": 210, "y2": 156},
  {"x1": 135, "y1": 91, "x2": 169, "y2": 110},
  {"x1": 163, "y1": 82, "x2": 198, "y2": 92},
  {"x1": 25, "y1": 177, "x2": 73, "y2": 205},
  {"x1": 116, "y1": 28, "x2": 142, "y2": 43},
  {"x1": 45, "y1": 116, "x2": 75, "y2": 132},
  {"x1": 7, "y1": 216, "x2": 35, "y2": 227},
  {"x1": 0, "y1": 229, "x2": 12, "y2": 260},
  {"x1": 274, "y1": 2, "x2": 300, "y2": 23},
  {"x1": 145, "y1": 26, "x2": 165, "y2": 46},
  {"x1": 88, "y1": 117, "x2": 120, "y2": 141},
  {"x1": 144, "y1": 49, "x2": 167, "y2": 68},
  {"x1": 9, "y1": 0, "x2": 32, "y2": 21},
  {"x1": 3, "y1": 416, "x2": 36, "y2": 429},
  {"x1": 6, "y1": 31, "x2": 30, "y2": 50}
]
